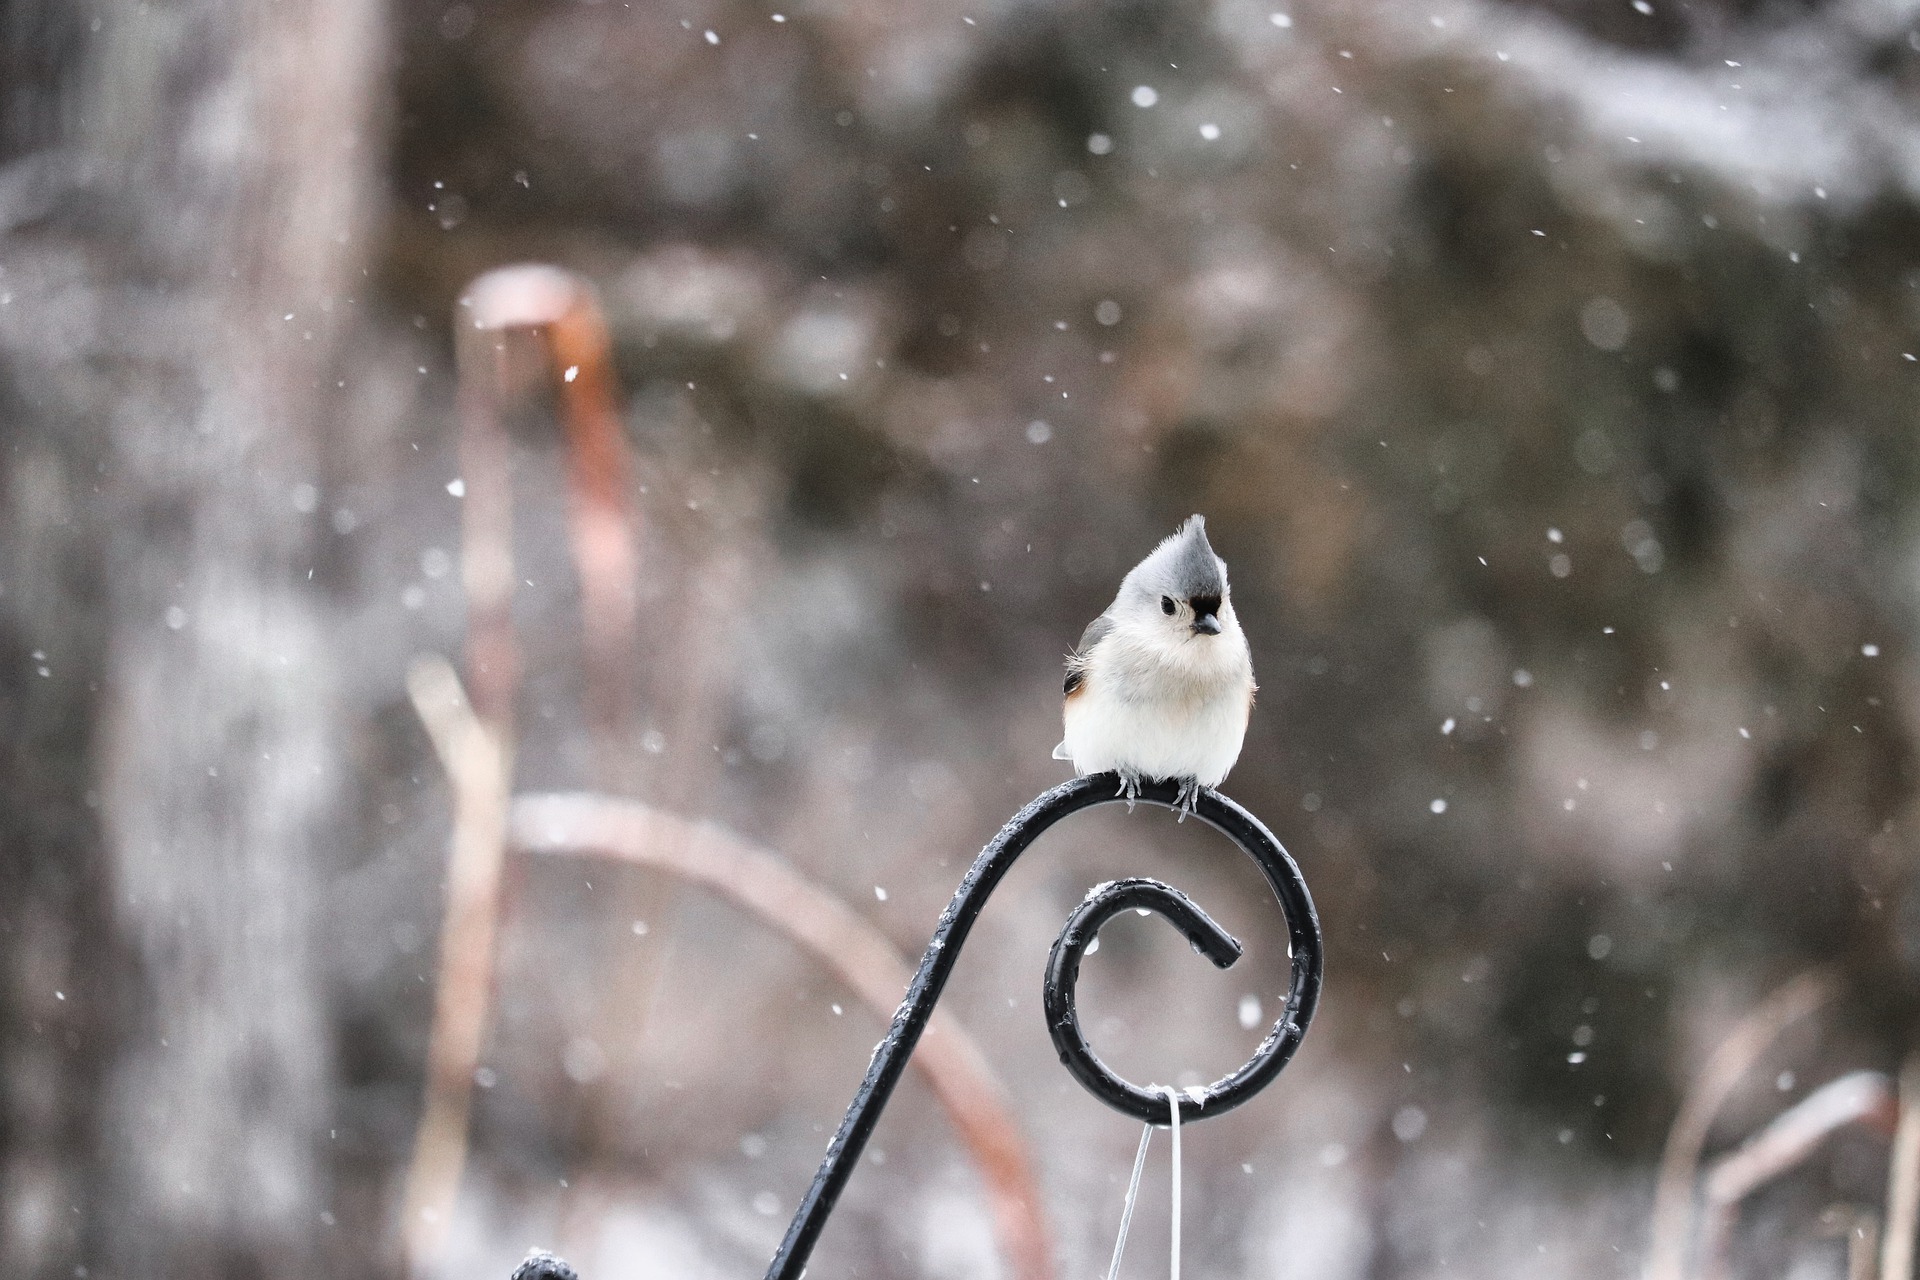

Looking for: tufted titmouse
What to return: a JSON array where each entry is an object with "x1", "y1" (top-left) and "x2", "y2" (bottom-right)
[{"x1": 1053, "y1": 515, "x2": 1257, "y2": 813}]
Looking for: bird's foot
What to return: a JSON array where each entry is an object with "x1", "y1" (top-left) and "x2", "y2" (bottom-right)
[
  {"x1": 1115, "y1": 770, "x2": 1143, "y2": 812},
  {"x1": 1172, "y1": 777, "x2": 1204, "y2": 821}
]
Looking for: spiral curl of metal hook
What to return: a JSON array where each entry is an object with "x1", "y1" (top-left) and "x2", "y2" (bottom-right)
[{"x1": 1049, "y1": 878, "x2": 1248, "y2": 1125}]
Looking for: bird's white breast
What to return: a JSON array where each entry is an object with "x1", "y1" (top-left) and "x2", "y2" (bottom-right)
[{"x1": 1061, "y1": 616, "x2": 1254, "y2": 786}]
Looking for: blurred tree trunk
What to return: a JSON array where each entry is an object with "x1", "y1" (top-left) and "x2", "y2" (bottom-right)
[{"x1": 1, "y1": 1, "x2": 383, "y2": 1276}]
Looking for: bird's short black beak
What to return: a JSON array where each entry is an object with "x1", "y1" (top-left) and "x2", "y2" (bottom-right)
[{"x1": 1192, "y1": 613, "x2": 1221, "y2": 636}]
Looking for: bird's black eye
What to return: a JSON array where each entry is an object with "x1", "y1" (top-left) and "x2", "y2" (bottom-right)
[{"x1": 1160, "y1": 595, "x2": 1176, "y2": 615}]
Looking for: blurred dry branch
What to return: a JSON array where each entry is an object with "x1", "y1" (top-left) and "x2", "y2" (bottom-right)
[
  {"x1": 1882, "y1": 1055, "x2": 1920, "y2": 1280},
  {"x1": 400, "y1": 646, "x2": 1052, "y2": 1280},
  {"x1": 452, "y1": 296, "x2": 521, "y2": 737},
  {"x1": 461, "y1": 265, "x2": 641, "y2": 773},
  {"x1": 400, "y1": 655, "x2": 515, "y2": 1273},
  {"x1": 1697, "y1": 1071, "x2": 1897, "y2": 1280},
  {"x1": 401, "y1": 268, "x2": 653, "y2": 1275},
  {"x1": 508, "y1": 791, "x2": 1055, "y2": 1280},
  {"x1": 1646, "y1": 970, "x2": 1837, "y2": 1280},
  {"x1": 397, "y1": 277, "x2": 544, "y2": 1275}
]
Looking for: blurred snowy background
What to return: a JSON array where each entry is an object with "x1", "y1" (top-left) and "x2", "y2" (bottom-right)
[{"x1": 6, "y1": 0, "x2": 1920, "y2": 1276}]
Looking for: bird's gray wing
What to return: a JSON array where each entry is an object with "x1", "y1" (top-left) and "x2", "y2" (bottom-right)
[{"x1": 1063, "y1": 613, "x2": 1114, "y2": 696}]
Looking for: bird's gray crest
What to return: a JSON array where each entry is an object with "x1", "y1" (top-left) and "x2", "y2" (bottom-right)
[{"x1": 1126, "y1": 514, "x2": 1227, "y2": 601}]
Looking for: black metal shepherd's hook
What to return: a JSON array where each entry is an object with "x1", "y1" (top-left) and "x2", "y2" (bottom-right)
[{"x1": 512, "y1": 773, "x2": 1322, "y2": 1280}]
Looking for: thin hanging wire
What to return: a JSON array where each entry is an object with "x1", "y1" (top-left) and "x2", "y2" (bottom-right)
[
  {"x1": 1105, "y1": 1087, "x2": 1187, "y2": 1280},
  {"x1": 1163, "y1": 1086, "x2": 1182, "y2": 1280},
  {"x1": 1105, "y1": 1122, "x2": 1155, "y2": 1280}
]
